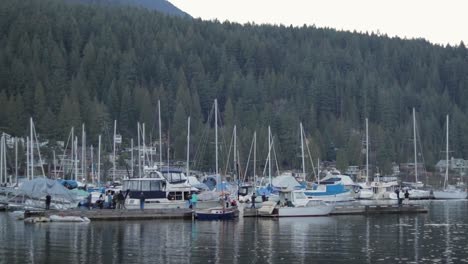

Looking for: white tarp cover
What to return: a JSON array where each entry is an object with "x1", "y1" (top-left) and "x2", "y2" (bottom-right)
[
  {"x1": 18, "y1": 178, "x2": 77, "y2": 201},
  {"x1": 272, "y1": 175, "x2": 301, "y2": 190}
]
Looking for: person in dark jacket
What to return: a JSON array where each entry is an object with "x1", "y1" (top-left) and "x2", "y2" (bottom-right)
[
  {"x1": 251, "y1": 192, "x2": 257, "y2": 208},
  {"x1": 404, "y1": 190, "x2": 410, "y2": 204},
  {"x1": 45, "y1": 194, "x2": 52, "y2": 210},
  {"x1": 139, "y1": 192, "x2": 145, "y2": 210}
]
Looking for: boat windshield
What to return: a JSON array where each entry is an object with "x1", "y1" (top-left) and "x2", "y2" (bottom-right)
[
  {"x1": 123, "y1": 179, "x2": 164, "y2": 191},
  {"x1": 293, "y1": 191, "x2": 307, "y2": 200}
]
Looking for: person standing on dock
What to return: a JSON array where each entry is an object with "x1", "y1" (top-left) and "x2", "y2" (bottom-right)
[
  {"x1": 45, "y1": 194, "x2": 51, "y2": 210},
  {"x1": 395, "y1": 189, "x2": 402, "y2": 206},
  {"x1": 191, "y1": 192, "x2": 198, "y2": 209},
  {"x1": 404, "y1": 190, "x2": 410, "y2": 204},
  {"x1": 251, "y1": 192, "x2": 257, "y2": 208},
  {"x1": 139, "y1": 192, "x2": 145, "y2": 210}
]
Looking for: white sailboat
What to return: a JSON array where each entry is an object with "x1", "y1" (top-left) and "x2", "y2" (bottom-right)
[
  {"x1": 358, "y1": 118, "x2": 398, "y2": 200},
  {"x1": 433, "y1": 115, "x2": 467, "y2": 199},
  {"x1": 401, "y1": 108, "x2": 431, "y2": 199}
]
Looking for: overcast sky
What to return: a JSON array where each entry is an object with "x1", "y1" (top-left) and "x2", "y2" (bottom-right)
[{"x1": 170, "y1": 0, "x2": 467, "y2": 46}]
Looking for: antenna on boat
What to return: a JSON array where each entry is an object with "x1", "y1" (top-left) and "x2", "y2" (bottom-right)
[{"x1": 15, "y1": 137, "x2": 18, "y2": 184}]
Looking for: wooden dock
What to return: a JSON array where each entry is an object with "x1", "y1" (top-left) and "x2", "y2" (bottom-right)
[
  {"x1": 242, "y1": 203, "x2": 428, "y2": 217},
  {"x1": 40, "y1": 208, "x2": 194, "y2": 221},
  {"x1": 330, "y1": 204, "x2": 428, "y2": 215}
]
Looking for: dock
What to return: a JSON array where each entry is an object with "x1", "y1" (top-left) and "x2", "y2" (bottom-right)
[
  {"x1": 330, "y1": 203, "x2": 428, "y2": 215},
  {"x1": 39, "y1": 208, "x2": 194, "y2": 221},
  {"x1": 243, "y1": 203, "x2": 428, "y2": 217}
]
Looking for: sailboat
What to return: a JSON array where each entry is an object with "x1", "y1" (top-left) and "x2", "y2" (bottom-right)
[
  {"x1": 195, "y1": 99, "x2": 240, "y2": 219},
  {"x1": 433, "y1": 115, "x2": 467, "y2": 199},
  {"x1": 358, "y1": 118, "x2": 399, "y2": 200},
  {"x1": 300, "y1": 123, "x2": 355, "y2": 202},
  {"x1": 399, "y1": 108, "x2": 431, "y2": 199}
]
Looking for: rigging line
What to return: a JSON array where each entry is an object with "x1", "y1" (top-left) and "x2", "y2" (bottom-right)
[
  {"x1": 272, "y1": 136, "x2": 280, "y2": 176},
  {"x1": 223, "y1": 128, "x2": 234, "y2": 176},
  {"x1": 242, "y1": 132, "x2": 255, "y2": 183},
  {"x1": 304, "y1": 131, "x2": 317, "y2": 180},
  {"x1": 58, "y1": 128, "x2": 73, "y2": 178},
  {"x1": 193, "y1": 103, "x2": 214, "y2": 169},
  {"x1": 32, "y1": 121, "x2": 46, "y2": 177}
]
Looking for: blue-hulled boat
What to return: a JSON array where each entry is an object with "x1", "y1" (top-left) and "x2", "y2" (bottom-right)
[
  {"x1": 304, "y1": 183, "x2": 354, "y2": 202},
  {"x1": 195, "y1": 207, "x2": 239, "y2": 220}
]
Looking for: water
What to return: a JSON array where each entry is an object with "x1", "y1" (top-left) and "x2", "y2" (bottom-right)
[{"x1": 1, "y1": 200, "x2": 468, "y2": 264}]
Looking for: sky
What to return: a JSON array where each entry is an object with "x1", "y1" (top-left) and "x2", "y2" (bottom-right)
[{"x1": 169, "y1": 0, "x2": 467, "y2": 46}]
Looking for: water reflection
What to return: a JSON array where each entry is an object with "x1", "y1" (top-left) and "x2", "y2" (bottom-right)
[{"x1": 1, "y1": 201, "x2": 468, "y2": 263}]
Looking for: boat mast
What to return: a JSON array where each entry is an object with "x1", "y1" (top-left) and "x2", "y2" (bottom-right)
[
  {"x1": 158, "y1": 100, "x2": 162, "y2": 167},
  {"x1": 30, "y1": 118, "x2": 34, "y2": 179},
  {"x1": 215, "y1": 99, "x2": 219, "y2": 177},
  {"x1": 90, "y1": 145, "x2": 94, "y2": 184},
  {"x1": 15, "y1": 137, "x2": 18, "y2": 184},
  {"x1": 98, "y1": 135, "x2": 101, "y2": 186},
  {"x1": 413, "y1": 108, "x2": 418, "y2": 184},
  {"x1": 53, "y1": 150, "x2": 56, "y2": 179},
  {"x1": 268, "y1": 126, "x2": 272, "y2": 187},
  {"x1": 317, "y1": 158, "x2": 320, "y2": 184},
  {"x1": 82, "y1": 124, "x2": 85, "y2": 182},
  {"x1": 143, "y1": 123, "x2": 146, "y2": 166},
  {"x1": 366, "y1": 118, "x2": 369, "y2": 184},
  {"x1": 234, "y1": 125, "x2": 237, "y2": 184},
  {"x1": 26, "y1": 137, "x2": 29, "y2": 180},
  {"x1": 445, "y1": 114, "x2": 449, "y2": 190},
  {"x1": 0, "y1": 134, "x2": 3, "y2": 184},
  {"x1": 113, "y1": 119, "x2": 117, "y2": 182},
  {"x1": 71, "y1": 127, "x2": 74, "y2": 180},
  {"x1": 137, "y1": 122, "x2": 141, "y2": 177},
  {"x1": 131, "y1": 138, "x2": 134, "y2": 178},
  {"x1": 253, "y1": 131, "x2": 256, "y2": 189},
  {"x1": 300, "y1": 122, "x2": 305, "y2": 182},
  {"x1": 75, "y1": 136, "x2": 78, "y2": 181},
  {"x1": 187, "y1": 116, "x2": 190, "y2": 179}
]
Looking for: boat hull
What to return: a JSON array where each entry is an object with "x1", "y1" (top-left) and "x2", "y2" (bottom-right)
[
  {"x1": 195, "y1": 207, "x2": 239, "y2": 220},
  {"x1": 277, "y1": 204, "x2": 334, "y2": 217}
]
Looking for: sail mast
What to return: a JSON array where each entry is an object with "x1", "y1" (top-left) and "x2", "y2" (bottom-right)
[
  {"x1": 445, "y1": 114, "x2": 449, "y2": 190},
  {"x1": 300, "y1": 123, "x2": 306, "y2": 182},
  {"x1": 187, "y1": 116, "x2": 190, "y2": 179},
  {"x1": 413, "y1": 108, "x2": 418, "y2": 184},
  {"x1": 366, "y1": 118, "x2": 369, "y2": 184}
]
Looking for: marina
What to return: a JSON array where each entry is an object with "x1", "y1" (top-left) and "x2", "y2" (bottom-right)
[
  {"x1": 0, "y1": 200, "x2": 466, "y2": 264},
  {"x1": 11, "y1": 200, "x2": 429, "y2": 222}
]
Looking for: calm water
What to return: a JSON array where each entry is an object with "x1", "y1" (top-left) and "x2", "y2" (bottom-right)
[{"x1": 1, "y1": 201, "x2": 467, "y2": 264}]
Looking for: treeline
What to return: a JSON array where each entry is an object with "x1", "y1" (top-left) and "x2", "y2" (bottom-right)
[{"x1": 1, "y1": 0, "x2": 468, "y2": 176}]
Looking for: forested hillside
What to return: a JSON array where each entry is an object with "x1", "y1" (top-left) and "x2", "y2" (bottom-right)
[
  {"x1": 65, "y1": 0, "x2": 190, "y2": 17},
  {"x1": 1, "y1": 0, "x2": 467, "y2": 175}
]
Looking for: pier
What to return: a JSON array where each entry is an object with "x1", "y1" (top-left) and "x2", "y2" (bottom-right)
[
  {"x1": 243, "y1": 203, "x2": 428, "y2": 217},
  {"x1": 39, "y1": 208, "x2": 194, "y2": 221}
]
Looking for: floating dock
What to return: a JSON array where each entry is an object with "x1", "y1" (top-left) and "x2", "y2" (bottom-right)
[
  {"x1": 243, "y1": 204, "x2": 428, "y2": 217},
  {"x1": 38, "y1": 208, "x2": 194, "y2": 221}
]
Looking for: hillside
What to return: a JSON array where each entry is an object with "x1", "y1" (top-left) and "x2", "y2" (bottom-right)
[
  {"x1": 65, "y1": 0, "x2": 190, "y2": 16},
  {"x1": 1, "y1": 0, "x2": 467, "y2": 176}
]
